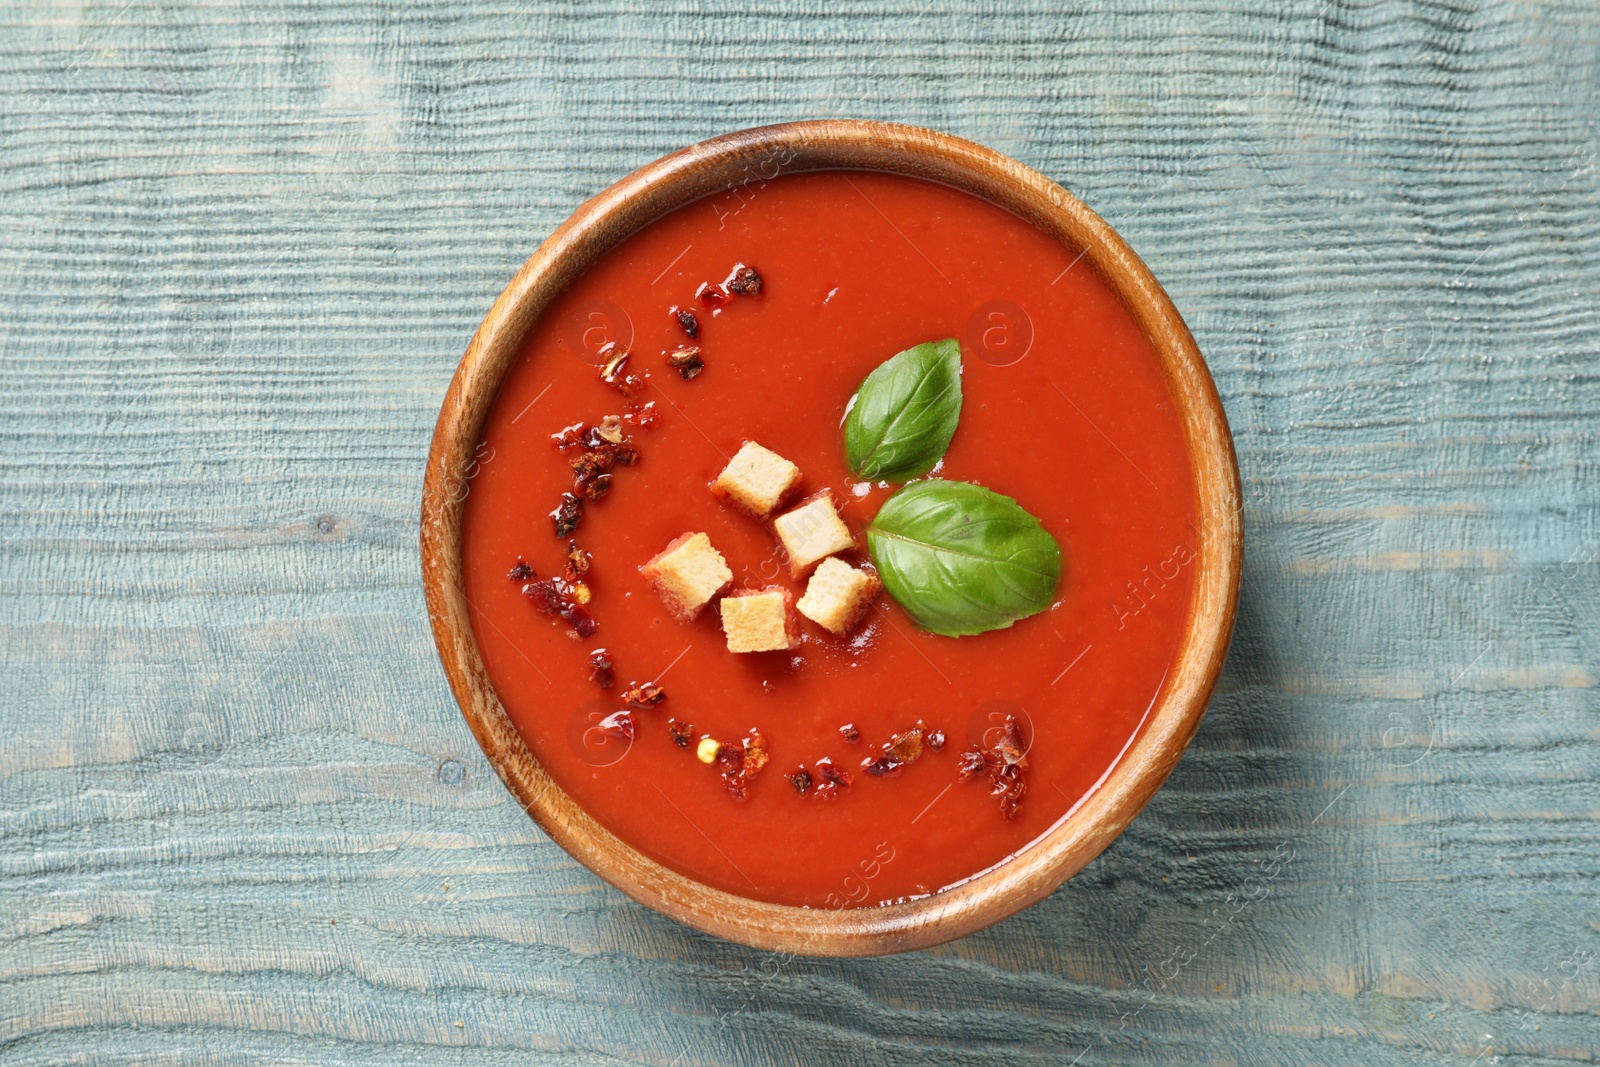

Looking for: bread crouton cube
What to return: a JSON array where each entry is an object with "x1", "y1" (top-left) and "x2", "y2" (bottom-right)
[
  {"x1": 796, "y1": 557, "x2": 881, "y2": 635},
  {"x1": 772, "y1": 495, "x2": 854, "y2": 575},
  {"x1": 719, "y1": 586, "x2": 798, "y2": 653},
  {"x1": 711, "y1": 440, "x2": 801, "y2": 517},
  {"x1": 639, "y1": 532, "x2": 732, "y2": 621}
]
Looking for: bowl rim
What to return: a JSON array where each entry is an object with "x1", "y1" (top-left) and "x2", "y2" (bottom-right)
[{"x1": 421, "y1": 119, "x2": 1242, "y2": 957}]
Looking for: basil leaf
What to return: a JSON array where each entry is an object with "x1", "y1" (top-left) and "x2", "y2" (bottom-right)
[
  {"x1": 844, "y1": 338, "x2": 962, "y2": 481},
  {"x1": 867, "y1": 479, "x2": 1062, "y2": 637}
]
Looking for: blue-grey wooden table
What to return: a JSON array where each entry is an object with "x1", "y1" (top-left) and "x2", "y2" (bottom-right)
[{"x1": 4, "y1": 2, "x2": 1599, "y2": 1063}]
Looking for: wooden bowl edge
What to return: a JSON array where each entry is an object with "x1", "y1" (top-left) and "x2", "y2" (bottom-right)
[{"x1": 420, "y1": 119, "x2": 1243, "y2": 957}]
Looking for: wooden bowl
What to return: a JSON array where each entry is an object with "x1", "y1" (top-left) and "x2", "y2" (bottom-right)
[{"x1": 421, "y1": 120, "x2": 1241, "y2": 957}]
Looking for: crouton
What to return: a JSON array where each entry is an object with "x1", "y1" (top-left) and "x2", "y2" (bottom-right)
[
  {"x1": 711, "y1": 440, "x2": 802, "y2": 518},
  {"x1": 719, "y1": 586, "x2": 798, "y2": 653},
  {"x1": 772, "y1": 494, "x2": 854, "y2": 575},
  {"x1": 796, "y1": 557, "x2": 881, "y2": 635},
  {"x1": 639, "y1": 532, "x2": 733, "y2": 621}
]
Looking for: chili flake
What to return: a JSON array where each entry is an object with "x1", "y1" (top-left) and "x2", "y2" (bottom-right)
[
  {"x1": 565, "y1": 604, "x2": 597, "y2": 638},
  {"x1": 523, "y1": 578, "x2": 563, "y2": 614},
  {"x1": 994, "y1": 716, "x2": 1028, "y2": 768},
  {"x1": 630, "y1": 399, "x2": 657, "y2": 427},
  {"x1": 787, "y1": 767, "x2": 813, "y2": 794},
  {"x1": 812, "y1": 757, "x2": 851, "y2": 799},
  {"x1": 993, "y1": 764, "x2": 1026, "y2": 820},
  {"x1": 743, "y1": 729, "x2": 769, "y2": 775},
  {"x1": 860, "y1": 725, "x2": 930, "y2": 777},
  {"x1": 672, "y1": 306, "x2": 699, "y2": 338},
  {"x1": 839, "y1": 723, "x2": 860, "y2": 743},
  {"x1": 621, "y1": 680, "x2": 665, "y2": 707},
  {"x1": 716, "y1": 727, "x2": 769, "y2": 801},
  {"x1": 696, "y1": 281, "x2": 728, "y2": 309},
  {"x1": 955, "y1": 745, "x2": 988, "y2": 782},
  {"x1": 955, "y1": 714, "x2": 1030, "y2": 819},
  {"x1": 551, "y1": 422, "x2": 586, "y2": 450},
  {"x1": 715, "y1": 744, "x2": 745, "y2": 798},
  {"x1": 507, "y1": 560, "x2": 534, "y2": 581},
  {"x1": 571, "y1": 449, "x2": 613, "y2": 484},
  {"x1": 588, "y1": 649, "x2": 614, "y2": 688},
  {"x1": 724, "y1": 264, "x2": 762, "y2": 295},
  {"x1": 563, "y1": 543, "x2": 591, "y2": 581},
  {"x1": 522, "y1": 577, "x2": 598, "y2": 639},
  {"x1": 666, "y1": 346, "x2": 704, "y2": 380},
  {"x1": 666, "y1": 718, "x2": 693, "y2": 749},
  {"x1": 551, "y1": 493, "x2": 583, "y2": 537},
  {"x1": 597, "y1": 709, "x2": 635, "y2": 740},
  {"x1": 598, "y1": 349, "x2": 629, "y2": 384}
]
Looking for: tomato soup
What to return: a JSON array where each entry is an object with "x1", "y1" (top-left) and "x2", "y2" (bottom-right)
[{"x1": 460, "y1": 171, "x2": 1197, "y2": 908}]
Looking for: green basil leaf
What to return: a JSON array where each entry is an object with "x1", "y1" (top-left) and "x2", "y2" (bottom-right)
[
  {"x1": 867, "y1": 479, "x2": 1062, "y2": 637},
  {"x1": 844, "y1": 338, "x2": 962, "y2": 481}
]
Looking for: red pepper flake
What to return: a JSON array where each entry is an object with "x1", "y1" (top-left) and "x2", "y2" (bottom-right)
[
  {"x1": 696, "y1": 281, "x2": 728, "y2": 309},
  {"x1": 666, "y1": 717, "x2": 693, "y2": 749},
  {"x1": 787, "y1": 766, "x2": 813, "y2": 794},
  {"x1": 598, "y1": 348, "x2": 629, "y2": 384},
  {"x1": 507, "y1": 560, "x2": 534, "y2": 581},
  {"x1": 596, "y1": 347, "x2": 646, "y2": 398},
  {"x1": 955, "y1": 714, "x2": 1029, "y2": 819},
  {"x1": 887, "y1": 727, "x2": 926, "y2": 764},
  {"x1": 995, "y1": 716, "x2": 1028, "y2": 768},
  {"x1": 571, "y1": 430, "x2": 641, "y2": 496},
  {"x1": 860, "y1": 725, "x2": 929, "y2": 777},
  {"x1": 564, "y1": 543, "x2": 591, "y2": 582},
  {"x1": 630, "y1": 400, "x2": 658, "y2": 429},
  {"x1": 715, "y1": 744, "x2": 745, "y2": 798},
  {"x1": 597, "y1": 709, "x2": 635, "y2": 740},
  {"x1": 810, "y1": 756, "x2": 851, "y2": 800},
  {"x1": 567, "y1": 426, "x2": 640, "y2": 512},
  {"x1": 571, "y1": 449, "x2": 613, "y2": 483},
  {"x1": 588, "y1": 648, "x2": 614, "y2": 688},
  {"x1": 926, "y1": 728, "x2": 946, "y2": 751},
  {"x1": 551, "y1": 422, "x2": 586, "y2": 450},
  {"x1": 522, "y1": 578, "x2": 564, "y2": 614},
  {"x1": 743, "y1": 729, "x2": 769, "y2": 775},
  {"x1": 715, "y1": 727, "x2": 769, "y2": 801},
  {"x1": 523, "y1": 577, "x2": 598, "y2": 639},
  {"x1": 993, "y1": 764, "x2": 1026, "y2": 820},
  {"x1": 551, "y1": 493, "x2": 583, "y2": 537},
  {"x1": 724, "y1": 263, "x2": 762, "y2": 296},
  {"x1": 839, "y1": 723, "x2": 860, "y2": 743},
  {"x1": 565, "y1": 603, "x2": 598, "y2": 639},
  {"x1": 862, "y1": 754, "x2": 901, "y2": 777},
  {"x1": 666, "y1": 346, "x2": 704, "y2": 380},
  {"x1": 671, "y1": 306, "x2": 699, "y2": 338},
  {"x1": 621, "y1": 680, "x2": 665, "y2": 707}
]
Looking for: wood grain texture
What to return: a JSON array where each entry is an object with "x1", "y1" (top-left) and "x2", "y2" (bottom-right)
[{"x1": 2, "y1": 0, "x2": 1597, "y2": 1061}]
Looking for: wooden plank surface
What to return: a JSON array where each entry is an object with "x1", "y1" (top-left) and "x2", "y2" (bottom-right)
[{"x1": 2, "y1": 1, "x2": 1598, "y2": 1062}]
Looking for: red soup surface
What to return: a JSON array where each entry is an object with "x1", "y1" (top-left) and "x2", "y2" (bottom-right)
[{"x1": 461, "y1": 170, "x2": 1197, "y2": 908}]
